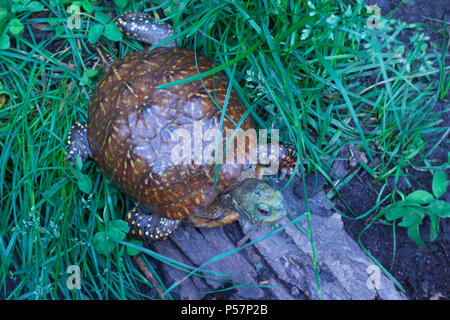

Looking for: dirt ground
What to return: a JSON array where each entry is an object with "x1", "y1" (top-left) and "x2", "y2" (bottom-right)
[{"x1": 338, "y1": 1, "x2": 449, "y2": 300}]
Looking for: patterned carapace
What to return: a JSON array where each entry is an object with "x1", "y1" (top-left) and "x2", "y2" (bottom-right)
[{"x1": 87, "y1": 47, "x2": 254, "y2": 221}]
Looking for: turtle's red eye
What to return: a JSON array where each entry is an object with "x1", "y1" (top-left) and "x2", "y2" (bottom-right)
[{"x1": 258, "y1": 208, "x2": 269, "y2": 216}]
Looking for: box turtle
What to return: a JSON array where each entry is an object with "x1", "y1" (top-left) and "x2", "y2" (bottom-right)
[{"x1": 65, "y1": 11, "x2": 297, "y2": 243}]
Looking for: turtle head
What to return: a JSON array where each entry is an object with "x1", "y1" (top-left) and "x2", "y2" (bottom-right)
[
  {"x1": 116, "y1": 11, "x2": 175, "y2": 47},
  {"x1": 231, "y1": 178, "x2": 287, "y2": 225}
]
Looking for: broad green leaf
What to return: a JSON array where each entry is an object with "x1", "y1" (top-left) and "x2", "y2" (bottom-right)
[
  {"x1": 104, "y1": 22, "x2": 122, "y2": 41},
  {"x1": 398, "y1": 211, "x2": 424, "y2": 228},
  {"x1": 432, "y1": 170, "x2": 448, "y2": 199},
  {"x1": 81, "y1": 1, "x2": 93, "y2": 13},
  {"x1": 429, "y1": 214, "x2": 440, "y2": 242},
  {"x1": 0, "y1": 7, "x2": 7, "y2": 21},
  {"x1": 407, "y1": 224, "x2": 425, "y2": 248},
  {"x1": 108, "y1": 228, "x2": 126, "y2": 241},
  {"x1": 427, "y1": 200, "x2": 450, "y2": 218},
  {"x1": 55, "y1": 25, "x2": 64, "y2": 35},
  {"x1": 126, "y1": 239, "x2": 143, "y2": 256},
  {"x1": 77, "y1": 174, "x2": 92, "y2": 194},
  {"x1": 93, "y1": 232, "x2": 114, "y2": 255},
  {"x1": 81, "y1": 69, "x2": 99, "y2": 84},
  {"x1": 67, "y1": 165, "x2": 82, "y2": 181},
  {"x1": 0, "y1": 34, "x2": 10, "y2": 49},
  {"x1": 11, "y1": 3, "x2": 27, "y2": 12},
  {"x1": 74, "y1": 154, "x2": 83, "y2": 171},
  {"x1": 95, "y1": 11, "x2": 111, "y2": 25},
  {"x1": 382, "y1": 203, "x2": 406, "y2": 221},
  {"x1": 85, "y1": 69, "x2": 99, "y2": 78},
  {"x1": 27, "y1": 1, "x2": 43, "y2": 12},
  {"x1": 88, "y1": 23, "x2": 104, "y2": 44},
  {"x1": 110, "y1": 219, "x2": 129, "y2": 233},
  {"x1": 108, "y1": 220, "x2": 129, "y2": 241},
  {"x1": 9, "y1": 18, "x2": 24, "y2": 35},
  {"x1": 406, "y1": 190, "x2": 434, "y2": 205},
  {"x1": 114, "y1": 0, "x2": 128, "y2": 9}
]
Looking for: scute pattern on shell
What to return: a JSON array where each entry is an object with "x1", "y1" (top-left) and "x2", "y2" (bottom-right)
[{"x1": 88, "y1": 47, "x2": 253, "y2": 220}]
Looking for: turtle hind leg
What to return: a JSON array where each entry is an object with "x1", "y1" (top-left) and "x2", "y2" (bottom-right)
[
  {"x1": 64, "y1": 122, "x2": 92, "y2": 166},
  {"x1": 125, "y1": 207, "x2": 180, "y2": 242}
]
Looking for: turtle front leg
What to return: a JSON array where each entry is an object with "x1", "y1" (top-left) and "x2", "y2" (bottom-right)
[
  {"x1": 125, "y1": 207, "x2": 180, "y2": 242},
  {"x1": 278, "y1": 144, "x2": 298, "y2": 179},
  {"x1": 64, "y1": 122, "x2": 93, "y2": 166},
  {"x1": 259, "y1": 144, "x2": 298, "y2": 180},
  {"x1": 188, "y1": 195, "x2": 240, "y2": 228},
  {"x1": 116, "y1": 11, "x2": 175, "y2": 47},
  {"x1": 189, "y1": 211, "x2": 240, "y2": 228}
]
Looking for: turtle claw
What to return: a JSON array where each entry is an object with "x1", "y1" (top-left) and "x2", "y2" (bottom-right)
[{"x1": 65, "y1": 122, "x2": 92, "y2": 166}]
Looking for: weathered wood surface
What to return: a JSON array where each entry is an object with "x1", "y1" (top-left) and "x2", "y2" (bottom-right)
[{"x1": 147, "y1": 174, "x2": 405, "y2": 300}]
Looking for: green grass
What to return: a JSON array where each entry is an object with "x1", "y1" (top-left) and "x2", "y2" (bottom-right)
[{"x1": 0, "y1": 0, "x2": 449, "y2": 299}]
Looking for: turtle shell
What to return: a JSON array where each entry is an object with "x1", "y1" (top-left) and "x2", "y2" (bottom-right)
[{"x1": 87, "y1": 47, "x2": 254, "y2": 220}]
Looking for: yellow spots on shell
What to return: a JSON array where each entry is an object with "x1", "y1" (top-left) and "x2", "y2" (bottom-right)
[
  {"x1": 100, "y1": 102, "x2": 106, "y2": 115},
  {"x1": 143, "y1": 60, "x2": 157, "y2": 68},
  {"x1": 112, "y1": 67, "x2": 122, "y2": 80},
  {"x1": 153, "y1": 191, "x2": 161, "y2": 202}
]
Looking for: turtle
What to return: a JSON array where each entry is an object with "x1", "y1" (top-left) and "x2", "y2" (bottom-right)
[{"x1": 65, "y1": 11, "x2": 298, "y2": 243}]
